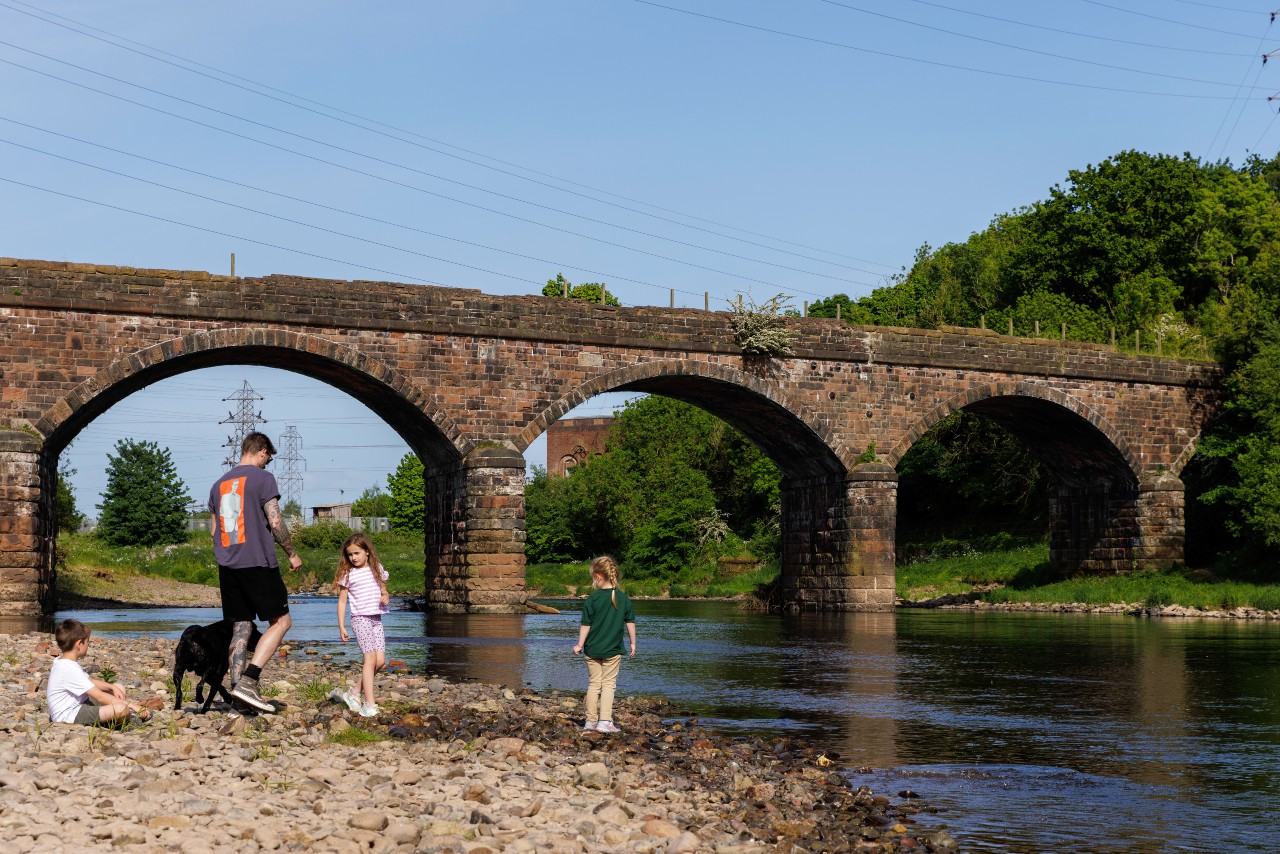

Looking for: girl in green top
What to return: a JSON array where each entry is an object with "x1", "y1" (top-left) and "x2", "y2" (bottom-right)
[{"x1": 572, "y1": 555, "x2": 636, "y2": 733}]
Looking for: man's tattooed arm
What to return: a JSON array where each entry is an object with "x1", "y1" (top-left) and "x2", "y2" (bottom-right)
[{"x1": 265, "y1": 498, "x2": 303, "y2": 568}]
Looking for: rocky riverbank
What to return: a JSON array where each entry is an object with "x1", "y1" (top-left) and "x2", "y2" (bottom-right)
[
  {"x1": 0, "y1": 632, "x2": 958, "y2": 853},
  {"x1": 901, "y1": 592, "x2": 1280, "y2": 620}
]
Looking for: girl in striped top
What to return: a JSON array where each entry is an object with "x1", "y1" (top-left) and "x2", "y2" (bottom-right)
[{"x1": 334, "y1": 533, "x2": 390, "y2": 717}]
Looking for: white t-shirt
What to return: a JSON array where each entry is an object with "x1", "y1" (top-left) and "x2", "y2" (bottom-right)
[
  {"x1": 337, "y1": 564, "x2": 390, "y2": 616},
  {"x1": 47, "y1": 657, "x2": 94, "y2": 723}
]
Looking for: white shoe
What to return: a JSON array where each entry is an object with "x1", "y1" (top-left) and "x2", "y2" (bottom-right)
[
  {"x1": 341, "y1": 689, "x2": 362, "y2": 713},
  {"x1": 583, "y1": 721, "x2": 598, "y2": 731},
  {"x1": 595, "y1": 720, "x2": 620, "y2": 733},
  {"x1": 358, "y1": 703, "x2": 379, "y2": 718}
]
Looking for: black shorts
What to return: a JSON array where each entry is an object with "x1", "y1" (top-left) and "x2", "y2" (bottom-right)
[{"x1": 218, "y1": 565, "x2": 290, "y2": 622}]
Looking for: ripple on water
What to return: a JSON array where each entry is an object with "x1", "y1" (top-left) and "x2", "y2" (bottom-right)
[{"x1": 846, "y1": 763, "x2": 1266, "y2": 854}]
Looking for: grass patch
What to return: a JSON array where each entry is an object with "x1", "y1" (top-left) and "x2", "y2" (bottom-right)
[
  {"x1": 326, "y1": 726, "x2": 385, "y2": 746},
  {"x1": 59, "y1": 530, "x2": 426, "y2": 595},
  {"x1": 899, "y1": 543, "x2": 1280, "y2": 611},
  {"x1": 298, "y1": 678, "x2": 335, "y2": 706},
  {"x1": 897, "y1": 544, "x2": 1049, "y2": 600}
]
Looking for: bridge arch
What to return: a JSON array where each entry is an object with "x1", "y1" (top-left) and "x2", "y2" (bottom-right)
[
  {"x1": 518, "y1": 359, "x2": 848, "y2": 479},
  {"x1": 889, "y1": 381, "x2": 1179, "y2": 576},
  {"x1": 36, "y1": 328, "x2": 469, "y2": 469},
  {"x1": 888, "y1": 380, "x2": 1141, "y2": 488}
]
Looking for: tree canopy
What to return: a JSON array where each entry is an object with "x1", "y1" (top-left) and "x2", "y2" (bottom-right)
[
  {"x1": 526, "y1": 395, "x2": 780, "y2": 578},
  {"x1": 387, "y1": 454, "x2": 425, "y2": 532},
  {"x1": 96, "y1": 439, "x2": 190, "y2": 547},
  {"x1": 832, "y1": 149, "x2": 1280, "y2": 571},
  {"x1": 352, "y1": 485, "x2": 392, "y2": 518}
]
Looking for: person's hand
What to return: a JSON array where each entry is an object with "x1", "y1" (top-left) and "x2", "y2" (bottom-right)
[
  {"x1": 572, "y1": 644, "x2": 583, "y2": 655},
  {"x1": 109, "y1": 683, "x2": 126, "y2": 700},
  {"x1": 629, "y1": 645, "x2": 636, "y2": 658},
  {"x1": 289, "y1": 553, "x2": 303, "y2": 571},
  {"x1": 340, "y1": 625, "x2": 349, "y2": 642},
  {"x1": 379, "y1": 591, "x2": 389, "y2": 606}
]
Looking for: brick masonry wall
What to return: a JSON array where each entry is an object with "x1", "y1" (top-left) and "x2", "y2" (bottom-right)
[
  {"x1": 545, "y1": 417, "x2": 614, "y2": 477},
  {"x1": 0, "y1": 258, "x2": 1225, "y2": 612}
]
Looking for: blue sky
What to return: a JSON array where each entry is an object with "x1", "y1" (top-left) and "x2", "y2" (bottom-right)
[{"x1": 2, "y1": 0, "x2": 1276, "y2": 514}]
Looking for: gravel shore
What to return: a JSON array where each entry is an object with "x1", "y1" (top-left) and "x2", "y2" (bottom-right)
[{"x1": 0, "y1": 631, "x2": 958, "y2": 853}]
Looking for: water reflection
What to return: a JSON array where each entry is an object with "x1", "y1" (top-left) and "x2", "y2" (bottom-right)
[
  {"x1": 419, "y1": 613, "x2": 527, "y2": 688},
  {"x1": 0, "y1": 615, "x2": 51, "y2": 635}
]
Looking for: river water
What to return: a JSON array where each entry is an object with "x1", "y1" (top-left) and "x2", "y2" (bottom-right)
[{"x1": 23, "y1": 599, "x2": 1280, "y2": 853}]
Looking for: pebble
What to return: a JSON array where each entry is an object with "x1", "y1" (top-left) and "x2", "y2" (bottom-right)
[{"x1": 0, "y1": 630, "x2": 947, "y2": 852}]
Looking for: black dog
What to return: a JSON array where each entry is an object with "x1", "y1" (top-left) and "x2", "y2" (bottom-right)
[{"x1": 172, "y1": 619, "x2": 262, "y2": 713}]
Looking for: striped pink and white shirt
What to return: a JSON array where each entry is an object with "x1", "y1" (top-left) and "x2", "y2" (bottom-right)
[{"x1": 337, "y1": 564, "x2": 390, "y2": 616}]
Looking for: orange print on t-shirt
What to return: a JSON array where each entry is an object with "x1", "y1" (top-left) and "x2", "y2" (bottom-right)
[{"x1": 217, "y1": 477, "x2": 248, "y2": 548}]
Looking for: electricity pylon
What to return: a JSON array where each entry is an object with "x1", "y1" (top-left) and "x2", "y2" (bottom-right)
[
  {"x1": 220, "y1": 380, "x2": 266, "y2": 467},
  {"x1": 277, "y1": 426, "x2": 306, "y2": 519}
]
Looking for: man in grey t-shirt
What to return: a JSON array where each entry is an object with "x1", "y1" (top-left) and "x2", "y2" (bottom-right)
[{"x1": 209, "y1": 432, "x2": 302, "y2": 713}]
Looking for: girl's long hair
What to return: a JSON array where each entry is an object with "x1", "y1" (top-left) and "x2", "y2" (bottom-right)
[
  {"x1": 590, "y1": 555, "x2": 621, "y2": 609},
  {"x1": 335, "y1": 532, "x2": 387, "y2": 595}
]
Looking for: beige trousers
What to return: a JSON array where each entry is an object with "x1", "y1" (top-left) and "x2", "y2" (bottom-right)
[{"x1": 585, "y1": 655, "x2": 622, "y2": 723}]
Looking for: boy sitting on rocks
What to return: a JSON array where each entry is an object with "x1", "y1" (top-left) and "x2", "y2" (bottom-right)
[{"x1": 46, "y1": 618, "x2": 149, "y2": 726}]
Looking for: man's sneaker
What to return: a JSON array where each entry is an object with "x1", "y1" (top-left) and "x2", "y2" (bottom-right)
[
  {"x1": 358, "y1": 703, "x2": 379, "y2": 718},
  {"x1": 342, "y1": 689, "x2": 362, "y2": 713},
  {"x1": 582, "y1": 721, "x2": 598, "y2": 732},
  {"x1": 595, "y1": 720, "x2": 620, "y2": 733},
  {"x1": 228, "y1": 675, "x2": 274, "y2": 714}
]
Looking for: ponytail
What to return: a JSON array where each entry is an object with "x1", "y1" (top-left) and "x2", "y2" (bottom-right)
[{"x1": 590, "y1": 555, "x2": 621, "y2": 609}]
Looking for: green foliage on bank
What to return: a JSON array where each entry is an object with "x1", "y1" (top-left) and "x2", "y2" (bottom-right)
[
  {"x1": 60, "y1": 530, "x2": 426, "y2": 594},
  {"x1": 820, "y1": 150, "x2": 1280, "y2": 574},
  {"x1": 525, "y1": 395, "x2": 781, "y2": 580},
  {"x1": 897, "y1": 545, "x2": 1280, "y2": 611}
]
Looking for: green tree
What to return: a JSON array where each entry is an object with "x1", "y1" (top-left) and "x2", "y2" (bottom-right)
[
  {"x1": 282, "y1": 499, "x2": 302, "y2": 519},
  {"x1": 541, "y1": 273, "x2": 621, "y2": 306},
  {"x1": 351, "y1": 485, "x2": 392, "y2": 518},
  {"x1": 96, "y1": 439, "x2": 190, "y2": 546},
  {"x1": 55, "y1": 461, "x2": 84, "y2": 534},
  {"x1": 387, "y1": 454, "x2": 425, "y2": 532},
  {"x1": 525, "y1": 396, "x2": 781, "y2": 573}
]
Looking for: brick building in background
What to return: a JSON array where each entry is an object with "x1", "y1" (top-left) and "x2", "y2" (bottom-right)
[{"x1": 546, "y1": 416, "x2": 615, "y2": 477}]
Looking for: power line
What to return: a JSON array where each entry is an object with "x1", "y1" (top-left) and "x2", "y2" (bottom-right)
[
  {"x1": 1075, "y1": 0, "x2": 1265, "y2": 39},
  {"x1": 0, "y1": 0, "x2": 896, "y2": 271},
  {"x1": 1205, "y1": 18, "x2": 1273, "y2": 160},
  {"x1": 1247, "y1": 103, "x2": 1280, "y2": 152},
  {"x1": 896, "y1": 0, "x2": 1256, "y2": 57},
  {"x1": 629, "y1": 0, "x2": 1270, "y2": 99},
  {"x1": 0, "y1": 40, "x2": 878, "y2": 289},
  {"x1": 1170, "y1": 0, "x2": 1270, "y2": 12},
  {"x1": 0, "y1": 135, "x2": 604, "y2": 291},
  {"x1": 0, "y1": 173, "x2": 451, "y2": 286},
  {"x1": 0, "y1": 121, "x2": 862, "y2": 297},
  {"x1": 814, "y1": 0, "x2": 1266, "y2": 87}
]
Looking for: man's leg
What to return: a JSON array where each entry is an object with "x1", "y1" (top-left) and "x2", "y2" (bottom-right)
[
  {"x1": 228, "y1": 621, "x2": 254, "y2": 686},
  {"x1": 249, "y1": 611, "x2": 292, "y2": 670}
]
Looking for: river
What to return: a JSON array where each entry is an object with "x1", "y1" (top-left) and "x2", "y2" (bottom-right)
[{"x1": 20, "y1": 598, "x2": 1280, "y2": 853}]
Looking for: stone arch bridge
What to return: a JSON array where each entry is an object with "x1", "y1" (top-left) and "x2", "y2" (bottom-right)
[{"x1": 0, "y1": 258, "x2": 1219, "y2": 616}]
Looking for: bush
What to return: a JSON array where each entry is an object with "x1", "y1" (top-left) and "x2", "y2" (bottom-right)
[{"x1": 293, "y1": 521, "x2": 355, "y2": 550}]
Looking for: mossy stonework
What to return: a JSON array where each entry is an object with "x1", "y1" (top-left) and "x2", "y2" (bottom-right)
[{"x1": 0, "y1": 258, "x2": 1220, "y2": 614}]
